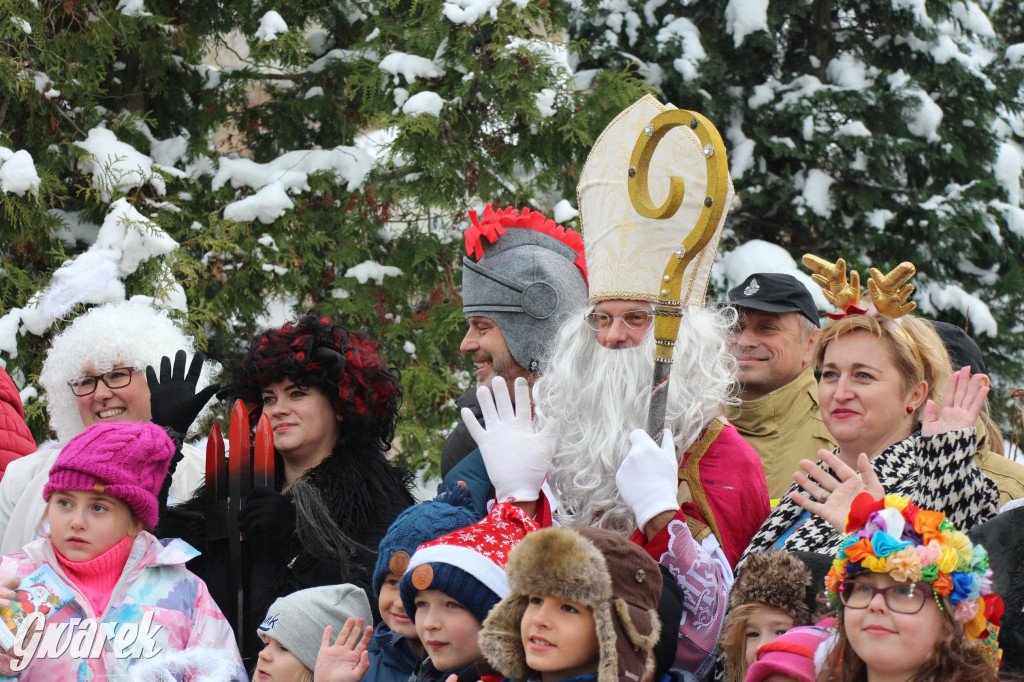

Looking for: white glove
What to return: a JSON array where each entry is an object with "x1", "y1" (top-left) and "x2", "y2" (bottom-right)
[
  {"x1": 462, "y1": 376, "x2": 557, "y2": 503},
  {"x1": 615, "y1": 428, "x2": 680, "y2": 531}
]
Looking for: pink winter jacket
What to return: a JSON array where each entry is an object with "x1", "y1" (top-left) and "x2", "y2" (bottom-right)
[
  {"x1": 0, "y1": 532, "x2": 246, "y2": 681},
  {"x1": 0, "y1": 368, "x2": 34, "y2": 481}
]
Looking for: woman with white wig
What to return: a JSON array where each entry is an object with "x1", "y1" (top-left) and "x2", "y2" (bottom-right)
[{"x1": 0, "y1": 299, "x2": 218, "y2": 553}]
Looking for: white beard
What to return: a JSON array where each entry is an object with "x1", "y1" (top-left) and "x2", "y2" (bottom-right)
[{"x1": 534, "y1": 306, "x2": 736, "y2": 535}]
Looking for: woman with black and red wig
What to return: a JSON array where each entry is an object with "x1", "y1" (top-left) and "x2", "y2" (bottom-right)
[{"x1": 159, "y1": 313, "x2": 415, "y2": 663}]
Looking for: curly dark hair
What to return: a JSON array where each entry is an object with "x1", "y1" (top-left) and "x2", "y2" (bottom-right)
[{"x1": 231, "y1": 313, "x2": 401, "y2": 452}]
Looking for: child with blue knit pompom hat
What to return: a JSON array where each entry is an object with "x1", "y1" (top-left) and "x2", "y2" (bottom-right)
[{"x1": 317, "y1": 485, "x2": 480, "y2": 682}]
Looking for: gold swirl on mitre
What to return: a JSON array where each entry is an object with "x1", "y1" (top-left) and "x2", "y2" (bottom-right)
[{"x1": 628, "y1": 109, "x2": 730, "y2": 362}]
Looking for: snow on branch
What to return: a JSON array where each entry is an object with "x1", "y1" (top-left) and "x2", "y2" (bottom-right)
[
  {"x1": 344, "y1": 261, "x2": 403, "y2": 285},
  {"x1": 255, "y1": 11, "x2": 289, "y2": 42},
  {"x1": 2, "y1": 199, "x2": 182, "y2": 353},
  {"x1": 0, "y1": 147, "x2": 41, "y2": 197},
  {"x1": 75, "y1": 128, "x2": 167, "y2": 202},
  {"x1": 379, "y1": 52, "x2": 446, "y2": 84},
  {"x1": 918, "y1": 282, "x2": 998, "y2": 336}
]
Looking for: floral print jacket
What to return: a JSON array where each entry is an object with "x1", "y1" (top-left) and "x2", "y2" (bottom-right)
[{"x1": 0, "y1": 532, "x2": 246, "y2": 681}]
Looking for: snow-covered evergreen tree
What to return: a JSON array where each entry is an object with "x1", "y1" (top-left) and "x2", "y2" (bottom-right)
[
  {"x1": 2, "y1": 0, "x2": 1023, "y2": 464},
  {"x1": 568, "y1": 0, "x2": 1024, "y2": 414},
  {"x1": 0, "y1": 0, "x2": 645, "y2": 473}
]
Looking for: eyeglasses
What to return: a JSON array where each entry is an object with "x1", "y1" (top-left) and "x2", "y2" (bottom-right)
[
  {"x1": 584, "y1": 309, "x2": 654, "y2": 332},
  {"x1": 839, "y1": 580, "x2": 936, "y2": 614},
  {"x1": 67, "y1": 368, "x2": 137, "y2": 396}
]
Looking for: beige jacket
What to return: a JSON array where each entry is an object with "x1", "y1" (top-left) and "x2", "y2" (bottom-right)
[
  {"x1": 729, "y1": 366, "x2": 836, "y2": 502},
  {"x1": 0, "y1": 440, "x2": 205, "y2": 555},
  {"x1": 975, "y1": 417, "x2": 1024, "y2": 506}
]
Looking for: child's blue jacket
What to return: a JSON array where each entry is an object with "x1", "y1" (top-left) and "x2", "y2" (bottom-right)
[
  {"x1": 365, "y1": 623, "x2": 421, "y2": 682},
  {"x1": 412, "y1": 657, "x2": 480, "y2": 682}
]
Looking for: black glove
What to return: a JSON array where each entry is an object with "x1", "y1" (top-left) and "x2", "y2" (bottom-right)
[
  {"x1": 147, "y1": 350, "x2": 221, "y2": 435},
  {"x1": 239, "y1": 485, "x2": 297, "y2": 549}
]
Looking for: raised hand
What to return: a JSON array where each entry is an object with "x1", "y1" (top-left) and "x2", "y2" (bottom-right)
[
  {"x1": 802, "y1": 254, "x2": 861, "y2": 310},
  {"x1": 461, "y1": 376, "x2": 557, "y2": 503},
  {"x1": 867, "y1": 263, "x2": 917, "y2": 317},
  {"x1": 146, "y1": 350, "x2": 220, "y2": 434},
  {"x1": 314, "y1": 619, "x2": 373, "y2": 682},
  {"x1": 921, "y1": 366, "x2": 989, "y2": 437},
  {"x1": 791, "y1": 449, "x2": 886, "y2": 533}
]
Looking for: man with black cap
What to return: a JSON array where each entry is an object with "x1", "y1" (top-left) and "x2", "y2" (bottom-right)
[
  {"x1": 727, "y1": 273, "x2": 835, "y2": 502},
  {"x1": 440, "y1": 204, "x2": 588, "y2": 479}
]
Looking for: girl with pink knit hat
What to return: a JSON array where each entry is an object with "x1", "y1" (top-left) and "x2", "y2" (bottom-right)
[{"x1": 0, "y1": 421, "x2": 246, "y2": 680}]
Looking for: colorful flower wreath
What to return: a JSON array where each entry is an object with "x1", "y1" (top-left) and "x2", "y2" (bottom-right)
[{"x1": 825, "y1": 493, "x2": 1004, "y2": 643}]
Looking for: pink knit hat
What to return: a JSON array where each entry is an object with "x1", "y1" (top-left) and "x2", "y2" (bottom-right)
[
  {"x1": 43, "y1": 422, "x2": 176, "y2": 528},
  {"x1": 744, "y1": 625, "x2": 830, "y2": 682}
]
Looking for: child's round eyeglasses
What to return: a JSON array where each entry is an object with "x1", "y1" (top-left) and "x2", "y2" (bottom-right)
[{"x1": 839, "y1": 579, "x2": 937, "y2": 614}]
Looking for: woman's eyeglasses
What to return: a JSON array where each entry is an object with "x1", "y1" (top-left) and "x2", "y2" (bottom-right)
[
  {"x1": 584, "y1": 310, "x2": 653, "y2": 332},
  {"x1": 67, "y1": 368, "x2": 137, "y2": 396},
  {"x1": 840, "y1": 580, "x2": 936, "y2": 614}
]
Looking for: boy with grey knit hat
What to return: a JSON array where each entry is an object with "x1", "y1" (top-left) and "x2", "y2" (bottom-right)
[{"x1": 257, "y1": 584, "x2": 372, "y2": 682}]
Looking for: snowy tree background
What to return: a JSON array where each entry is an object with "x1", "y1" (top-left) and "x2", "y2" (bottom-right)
[
  {"x1": 1, "y1": 0, "x2": 1022, "y2": 472},
  {"x1": 572, "y1": 0, "x2": 1024, "y2": 430}
]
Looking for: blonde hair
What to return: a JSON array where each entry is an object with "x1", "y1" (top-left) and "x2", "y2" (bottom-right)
[
  {"x1": 718, "y1": 602, "x2": 794, "y2": 682},
  {"x1": 979, "y1": 411, "x2": 1005, "y2": 456},
  {"x1": 814, "y1": 314, "x2": 951, "y2": 422},
  {"x1": 250, "y1": 641, "x2": 313, "y2": 682}
]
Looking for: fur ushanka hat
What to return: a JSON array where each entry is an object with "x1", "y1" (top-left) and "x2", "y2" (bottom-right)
[
  {"x1": 480, "y1": 526, "x2": 662, "y2": 682},
  {"x1": 729, "y1": 551, "x2": 813, "y2": 625}
]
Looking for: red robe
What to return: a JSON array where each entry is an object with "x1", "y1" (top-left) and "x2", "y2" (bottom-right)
[{"x1": 649, "y1": 422, "x2": 769, "y2": 568}]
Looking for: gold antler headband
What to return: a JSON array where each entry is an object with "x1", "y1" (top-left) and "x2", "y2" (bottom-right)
[
  {"x1": 803, "y1": 254, "x2": 923, "y2": 369},
  {"x1": 801, "y1": 254, "x2": 865, "y2": 319},
  {"x1": 867, "y1": 262, "x2": 917, "y2": 318}
]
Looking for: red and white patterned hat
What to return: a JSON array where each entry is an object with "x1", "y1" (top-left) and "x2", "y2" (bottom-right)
[{"x1": 399, "y1": 503, "x2": 539, "y2": 623}]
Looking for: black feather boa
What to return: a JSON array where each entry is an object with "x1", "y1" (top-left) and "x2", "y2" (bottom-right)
[
  {"x1": 159, "y1": 437, "x2": 415, "y2": 552},
  {"x1": 296, "y1": 437, "x2": 415, "y2": 539}
]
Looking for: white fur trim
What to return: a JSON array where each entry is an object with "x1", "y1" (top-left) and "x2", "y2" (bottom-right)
[
  {"x1": 407, "y1": 544, "x2": 509, "y2": 598},
  {"x1": 127, "y1": 646, "x2": 243, "y2": 681}
]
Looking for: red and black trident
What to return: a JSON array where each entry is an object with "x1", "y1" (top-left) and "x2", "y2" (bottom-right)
[{"x1": 205, "y1": 400, "x2": 274, "y2": 648}]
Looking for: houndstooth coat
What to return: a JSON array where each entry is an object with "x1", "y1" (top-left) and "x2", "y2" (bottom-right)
[{"x1": 741, "y1": 427, "x2": 1000, "y2": 561}]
